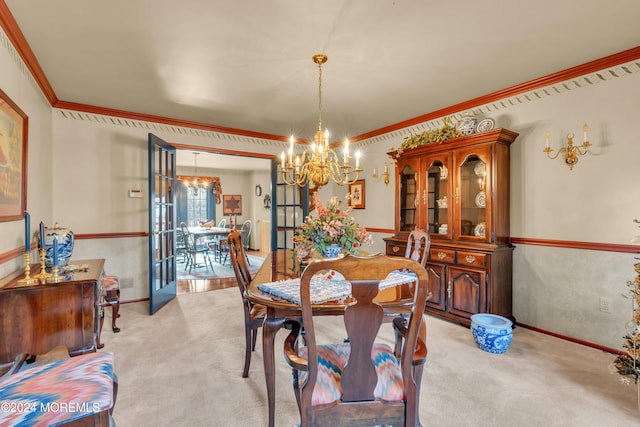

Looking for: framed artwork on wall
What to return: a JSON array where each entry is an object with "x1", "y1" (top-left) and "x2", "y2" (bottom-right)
[
  {"x1": 348, "y1": 180, "x2": 365, "y2": 209},
  {"x1": 223, "y1": 194, "x2": 242, "y2": 215},
  {"x1": 0, "y1": 89, "x2": 28, "y2": 222}
]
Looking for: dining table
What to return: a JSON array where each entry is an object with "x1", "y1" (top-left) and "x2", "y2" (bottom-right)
[
  {"x1": 186, "y1": 226, "x2": 232, "y2": 245},
  {"x1": 246, "y1": 250, "x2": 423, "y2": 427}
]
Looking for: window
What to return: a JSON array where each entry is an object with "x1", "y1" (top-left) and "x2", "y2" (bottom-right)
[{"x1": 176, "y1": 186, "x2": 215, "y2": 227}]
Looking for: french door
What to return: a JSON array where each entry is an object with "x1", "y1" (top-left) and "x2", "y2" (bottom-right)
[
  {"x1": 270, "y1": 159, "x2": 309, "y2": 273},
  {"x1": 148, "y1": 133, "x2": 177, "y2": 314}
]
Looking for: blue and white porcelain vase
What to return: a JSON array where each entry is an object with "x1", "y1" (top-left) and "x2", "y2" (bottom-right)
[
  {"x1": 43, "y1": 223, "x2": 74, "y2": 267},
  {"x1": 456, "y1": 111, "x2": 477, "y2": 136},
  {"x1": 322, "y1": 244, "x2": 342, "y2": 259},
  {"x1": 470, "y1": 313, "x2": 513, "y2": 354}
]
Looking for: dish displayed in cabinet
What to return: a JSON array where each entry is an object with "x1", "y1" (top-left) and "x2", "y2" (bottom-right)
[
  {"x1": 474, "y1": 222, "x2": 486, "y2": 237},
  {"x1": 475, "y1": 191, "x2": 486, "y2": 208}
]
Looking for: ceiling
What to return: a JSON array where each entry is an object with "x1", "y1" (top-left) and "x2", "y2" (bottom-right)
[{"x1": 4, "y1": 1, "x2": 640, "y2": 169}]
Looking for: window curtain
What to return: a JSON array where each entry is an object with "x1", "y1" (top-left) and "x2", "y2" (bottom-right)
[{"x1": 176, "y1": 185, "x2": 188, "y2": 227}]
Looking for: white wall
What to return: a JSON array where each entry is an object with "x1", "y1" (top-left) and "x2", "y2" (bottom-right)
[
  {"x1": 0, "y1": 28, "x2": 54, "y2": 279},
  {"x1": 48, "y1": 116, "x2": 284, "y2": 300},
  {"x1": 350, "y1": 65, "x2": 640, "y2": 349}
]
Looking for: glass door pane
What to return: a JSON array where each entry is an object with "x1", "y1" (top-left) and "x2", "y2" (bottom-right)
[
  {"x1": 425, "y1": 159, "x2": 450, "y2": 237},
  {"x1": 456, "y1": 153, "x2": 488, "y2": 240},
  {"x1": 399, "y1": 164, "x2": 417, "y2": 232}
]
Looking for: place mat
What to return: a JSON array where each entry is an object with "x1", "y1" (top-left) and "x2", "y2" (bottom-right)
[{"x1": 257, "y1": 270, "x2": 416, "y2": 305}]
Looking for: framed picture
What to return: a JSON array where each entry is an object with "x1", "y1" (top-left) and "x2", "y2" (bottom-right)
[
  {"x1": 348, "y1": 180, "x2": 365, "y2": 209},
  {"x1": 0, "y1": 89, "x2": 28, "y2": 222},
  {"x1": 223, "y1": 194, "x2": 242, "y2": 215}
]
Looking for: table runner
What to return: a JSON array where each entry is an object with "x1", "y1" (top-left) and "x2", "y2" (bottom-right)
[{"x1": 257, "y1": 270, "x2": 416, "y2": 305}]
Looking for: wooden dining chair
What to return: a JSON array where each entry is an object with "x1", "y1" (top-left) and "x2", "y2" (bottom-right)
[
  {"x1": 283, "y1": 253, "x2": 430, "y2": 427},
  {"x1": 228, "y1": 230, "x2": 266, "y2": 378},
  {"x1": 405, "y1": 228, "x2": 430, "y2": 267}
]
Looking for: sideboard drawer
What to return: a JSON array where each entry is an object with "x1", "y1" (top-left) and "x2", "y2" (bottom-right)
[
  {"x1": 386, "y1": 242, "x2": 406, "y2": 257},
  {"x1": 429, "y1": 248, "x2": 455, "y2": 264},
  {"x1": 457, "y1": 250, "x2": 487, "y2": 268}
]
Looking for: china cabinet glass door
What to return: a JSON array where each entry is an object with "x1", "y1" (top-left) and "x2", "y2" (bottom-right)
[
  {"x1": 454, "y1": 146, "x2": 490, "y2": 242},
  {"x1": 423, "y1": 155, "x2": 451, "y2": 238},
  {"x1": 397, "y1": 160, "x2": 420, "y2": 232}
]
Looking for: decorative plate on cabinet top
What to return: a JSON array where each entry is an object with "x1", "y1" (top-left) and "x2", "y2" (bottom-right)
[
  {"x1": 474, "y1": 222, "x2": 486, "y2": 237},
  {"x1": 475, "y1": 191, "x2": 486, "y2": 208},
  {"x1": 476, "y1": 118, "x2": 495, "y2": 133}
]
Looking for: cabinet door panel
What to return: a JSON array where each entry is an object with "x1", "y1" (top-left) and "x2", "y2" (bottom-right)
[
  {"x1": 447, "y1": 267, "x2": 487, "y2": 317},
  {"x1": 422, "y1": 154, "x2": 451, "y2": 237},
  {"x1": 424, "y1": 263, "x2": 446, "y2": 311},
  {"x1": 396, "y1": 158, "x2": 421, "y2": 232},
  {"x1": 453, "y1": 145, "x2": 491, "y2": 243}
]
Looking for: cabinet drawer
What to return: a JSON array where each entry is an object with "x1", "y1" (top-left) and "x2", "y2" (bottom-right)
[
  {"x1": 457, "y1": 251, "x2": 487, "y2": 268},
  {"x1": 386, "y1": 243, "x2": 406, "y2": 257},
  {"x1": 429, "y1": 248, "x2": 455, "y2": 264}
]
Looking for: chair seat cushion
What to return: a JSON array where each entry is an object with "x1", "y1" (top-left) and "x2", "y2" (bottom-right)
[
  {"x1": 250, "y1": 303, "x2": 267, "y2": 319},
  {"x1": 103, "y1": 275, "x2": 120, "y2": 291},
  {"x1": 0, "y1": 351, "x2": 114, "y2": 426},
  {"x1": 298, "y1": 342, "x2": 404, "y2": 406}
]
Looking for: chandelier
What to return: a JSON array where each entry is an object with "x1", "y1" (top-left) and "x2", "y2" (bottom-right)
[
  {"x1": 280, "y1": 54, "x2": 362, "y2": 188},
  {"x1": 179, "y1": 152, "x2": 211, "y2": 196}
]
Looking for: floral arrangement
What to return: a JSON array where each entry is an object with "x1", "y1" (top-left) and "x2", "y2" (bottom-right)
[
  {"x1": 612, "y1": 219, "x2": 640, "y2": 386},
  {"x1": 292, "y1": 195, "x2": 373, "y2": 259}
]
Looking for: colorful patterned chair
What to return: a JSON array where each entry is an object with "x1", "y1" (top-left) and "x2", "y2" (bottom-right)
[
  {"x1": 0, "y1": 350, "x2": 117, "y2": 426},
  {"x1": 283, "y1": 254, "x2": 430, "y2": 427}
]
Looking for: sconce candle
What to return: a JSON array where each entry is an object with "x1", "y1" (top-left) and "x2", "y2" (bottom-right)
[{"x1": 24, "y1": 212, "x2": 30, "y2": 252}]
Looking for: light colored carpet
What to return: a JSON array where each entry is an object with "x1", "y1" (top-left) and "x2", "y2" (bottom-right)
[
  {"x1": 99, "y1": 289, "x2": 640, "y2": 426},
  {"x1": 177, "y1": 254, "x2": 264, "y2": 280}
]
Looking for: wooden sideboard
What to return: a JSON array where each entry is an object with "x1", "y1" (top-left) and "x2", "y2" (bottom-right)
[{"x1": 0, "y1": 258, "x2": 104, "y2": 364}]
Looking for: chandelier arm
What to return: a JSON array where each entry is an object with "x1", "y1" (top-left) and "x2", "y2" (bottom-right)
[{"x1": 544, "y1": 147, "x2": 565, "y2": 160}]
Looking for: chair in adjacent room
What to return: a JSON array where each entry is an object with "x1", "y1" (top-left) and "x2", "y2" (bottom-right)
[
  {"x1": 176, "y1": 227, "x2": 187, "y2": 263},
  {"x1": 217, "y1": 218, "x2": 227, "y2": 228},
  {"x1": 283, "y1": 254, "x2": 430, "y2": 427},
  {"x1": 181, "y1": 223, "x2": 213, "y2": 273},
  {"x1": 228, "y1": 229, "x2": 265, "y2": 378},
  {"x1": 239, "y1": 220, "x2": 253, "y2": 264}
]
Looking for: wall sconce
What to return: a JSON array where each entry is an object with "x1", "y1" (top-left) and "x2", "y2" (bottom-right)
[
  {"x1": 382, "y1": 162, "x2": 390, "y2": 185},
  {"x1": 544, "y1": 124, "x2": 592, "y2": 170},
  {"x1": 370, "y1": 163, "x2": 390, "y2": 185}
]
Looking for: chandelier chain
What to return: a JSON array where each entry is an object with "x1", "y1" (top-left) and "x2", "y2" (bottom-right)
[{"x1": 317, "y1": 57, "x2": 323, "y2": 130}]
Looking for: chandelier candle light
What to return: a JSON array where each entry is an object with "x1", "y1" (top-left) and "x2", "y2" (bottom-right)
[
  {"x1": 280, "y1": 54, "x2": 362, "y2": 188},
  {"x1": 181, "y1": 152, "x2": 211, "y2": 196},
  {"x1": 544, "y1": 124, "x2": 592, "y2": 170}
]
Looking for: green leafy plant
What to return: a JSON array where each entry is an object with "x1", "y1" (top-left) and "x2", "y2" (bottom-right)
[{"x1": 391, "y1": 117, "x2": 462, "y2": 158}]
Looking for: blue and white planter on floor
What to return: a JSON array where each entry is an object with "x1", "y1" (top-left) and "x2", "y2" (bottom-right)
[{"x1": 470, "y1": 313, "x2": 513, "y2": 354}]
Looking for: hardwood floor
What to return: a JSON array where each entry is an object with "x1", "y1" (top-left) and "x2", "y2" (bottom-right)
[{"x1": 176, "y1": 248, "x2": 269, "y2": 295}]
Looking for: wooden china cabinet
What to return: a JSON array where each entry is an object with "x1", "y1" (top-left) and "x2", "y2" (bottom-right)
[{"x1": 384, "y1": 128, "x2": 518, "y2": 325}]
